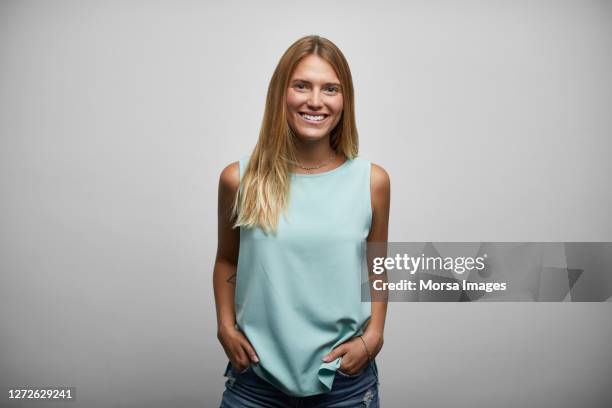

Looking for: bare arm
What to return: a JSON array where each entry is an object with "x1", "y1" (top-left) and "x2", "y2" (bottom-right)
[
  {"x1": 213, "y1": 162, "x2": 240, "y2": 332},
  {"x1": 362, "y1": 163, "x2": 391, "y2": 358},
  {"x1": 213, "y1": 162, "x2": 259, "y2": 370}
]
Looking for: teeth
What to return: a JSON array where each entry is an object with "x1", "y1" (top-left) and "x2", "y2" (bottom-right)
[{"x1": 301, "y1": 113, "x2": 325, "y2": 121}]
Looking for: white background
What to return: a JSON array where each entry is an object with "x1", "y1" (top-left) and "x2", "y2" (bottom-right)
[{"x1": 1, "y1": 0, "x2": 611, "y2": 407}]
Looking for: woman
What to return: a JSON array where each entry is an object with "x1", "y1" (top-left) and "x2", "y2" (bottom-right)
[{"x1": 214, "y1": 35, "x2": 390, "y2": 407}]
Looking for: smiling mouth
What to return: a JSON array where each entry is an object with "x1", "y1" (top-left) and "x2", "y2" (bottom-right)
[{"x1": 299, "y1": 112, "x2": 328, "y2": 123}]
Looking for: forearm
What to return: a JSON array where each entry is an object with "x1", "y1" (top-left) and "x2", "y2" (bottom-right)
[
  {"x1": 363, "y1": 268, "x2": 388, "y2": 357},
  {"x1": 367, "y1": 300, "x2": 387, "y2": 334},
  {"x1": 364, "y1": 245, "x2": 388, "y2": 336},
  {"x1": 213, "y1": 258, "x2": 238, "y2": 332}
]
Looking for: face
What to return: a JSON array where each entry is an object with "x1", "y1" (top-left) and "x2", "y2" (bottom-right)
[{"x1": 286, "y1": 54, "x2": 344, "y2": 142}]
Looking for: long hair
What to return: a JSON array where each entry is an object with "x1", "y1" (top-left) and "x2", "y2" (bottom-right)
[{"x1": 232, "y1": 35, "x2": 359, "y2": 234}]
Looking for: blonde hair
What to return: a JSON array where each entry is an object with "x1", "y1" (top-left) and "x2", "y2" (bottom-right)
[{"x1": 232, "y1": 35, "x2": 359, "y2": 234}]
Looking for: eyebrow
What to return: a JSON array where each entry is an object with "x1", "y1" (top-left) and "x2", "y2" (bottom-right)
[{"x1": 290, "y1": 79, "x2": 342, "y2": 88}]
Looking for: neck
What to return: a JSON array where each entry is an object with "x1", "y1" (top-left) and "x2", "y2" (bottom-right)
[{"x1": 292, "y1": 135, "x2": 336, "y2": 166}]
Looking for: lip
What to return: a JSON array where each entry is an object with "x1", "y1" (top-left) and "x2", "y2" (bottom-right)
[{"x1": 298, "y1": 112, "x2": 329, "y2": 124}]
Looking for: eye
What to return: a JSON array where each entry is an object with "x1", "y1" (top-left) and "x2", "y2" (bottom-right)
[
  {"x1": 293, "y1": 82, "x2": 308, "y2": 91},
  {"x1": 325, "y1": 86, "x2": 340, "y2": 94}
]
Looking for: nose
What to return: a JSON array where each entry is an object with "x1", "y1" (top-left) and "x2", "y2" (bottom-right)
[{"x1": 307, "y1": 89, "x2": 323, "y2": 109}]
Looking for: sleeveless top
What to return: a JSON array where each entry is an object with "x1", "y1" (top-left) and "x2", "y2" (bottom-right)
[{"x1": 235, "y1": 155, "x2": 375, "y2": 397}]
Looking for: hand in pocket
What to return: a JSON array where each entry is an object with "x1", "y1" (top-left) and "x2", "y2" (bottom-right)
[{"x1": 218, "y1": 325, "x2": 259, "y2": 373}]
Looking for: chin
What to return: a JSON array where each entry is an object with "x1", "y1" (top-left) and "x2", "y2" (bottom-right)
[{"x1": 294, "y1": 130, "x2": 328, "y2": 142}]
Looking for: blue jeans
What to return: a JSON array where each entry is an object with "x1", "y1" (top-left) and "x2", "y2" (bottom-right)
[{"x1": 219, "y1": 360, "x2": 380, "y2": 408}]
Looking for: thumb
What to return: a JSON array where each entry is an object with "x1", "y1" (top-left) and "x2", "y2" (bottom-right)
[{"x1": 322, "y1": 344, "x2": 347, "y2": 362}]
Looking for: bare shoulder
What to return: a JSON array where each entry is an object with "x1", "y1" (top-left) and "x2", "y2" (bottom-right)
[
  {"x1": 368, "y1": 163, "x2": 390, "y2": 239},
  {"x1": 219, "y1": 161, "x2": 240, "y2": 193},
  {"x1": 370, "y1": 163, "x2": 390, "y2": 194}
]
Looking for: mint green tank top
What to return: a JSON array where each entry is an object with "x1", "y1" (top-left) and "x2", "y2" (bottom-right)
[{"x1": 235, "y1": 155, "x2": 374, "y2": 397}]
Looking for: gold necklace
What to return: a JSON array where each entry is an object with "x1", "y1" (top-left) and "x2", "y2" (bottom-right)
[{"x1": 287, "y1": 151, "x2": 336, "y2": 171}]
